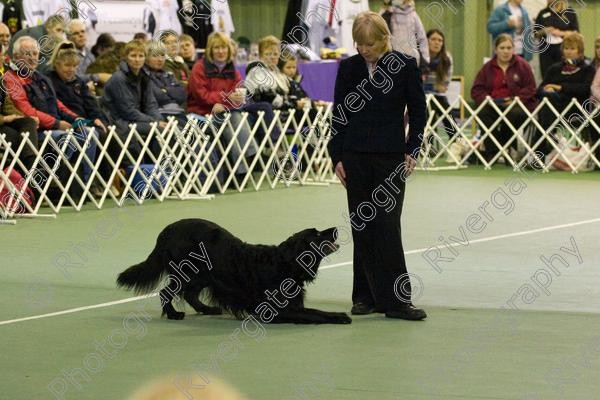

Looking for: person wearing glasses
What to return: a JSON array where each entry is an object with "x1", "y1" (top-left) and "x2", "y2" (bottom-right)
[
  {"x1": 3, "y1": 36, "x2": 99, "y2": 201},
  {"x1": 66, "y1": 19, "x2": 112, "y2": 92},
  {"x1": 245, "y1": 35, "x2": 290, "y2": 110}
]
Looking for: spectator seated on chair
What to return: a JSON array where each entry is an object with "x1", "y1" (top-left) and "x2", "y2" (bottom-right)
[
  {"x1": 3, "y1": 36, "x2": 99, "y2": 199},
  {"x1": 533, "y1": 0, "x2": 580, "y2": 79},
  {"x1": 179, "y1": 34, "x2": 197, "y2": 70},
  {"x1": 0, "y1": 34, "x2": 39, "y2": 176},
  {"x1": 46, "y1": 41, "x2": 121, "y2": 197},
  {"x1": 278, "y1": 54, "x2": 327, "y2": 112},
  {"x1": 66, "y1": 19, "x2": 112, "y2": 92},
  {"x1": 102, "y1": 40, "x2": 167, "y2": 159},
  {"x1": 245, "y1": 35, "x2": 292, "y2": 111},
  {"x1": 536, "y1": 32, "x2": 595, "y2": 157},
  {"x1": 91, "y1": 33, "x2": 117, "y2": 58},
  {"x1": 187, "y1": 31, "x2": 258, "y2": 177},
  {"x1": 86, "y1": 39, "x2": 124, "y2": 97},
  {"x1": 423, "y1": 28, "x2": 459, "y2": 142},
  {"x1": 144, "y1": 41, "x2": 188, "y2": 128},
  {"x1": 471, "y1": 33, "x2": 537, "y2": 164},
  {"x1": 587, "y1": 39, "x2": 600, "y2": 162},
  {"x1": 159, "y1": 31, "x2": 190, "y2": 86},
  {"x1": 9, "y1": 15, "x2": 66, "y2": 72}
]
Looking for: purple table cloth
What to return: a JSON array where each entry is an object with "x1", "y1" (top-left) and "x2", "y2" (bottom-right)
[{"x1": 236, "y1": 60, "x2": 340, "y2": 102}]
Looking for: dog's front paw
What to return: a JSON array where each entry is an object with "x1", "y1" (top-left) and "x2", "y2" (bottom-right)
[
  {"x1": 331, "y1": 312, "x2": 352, "y2": 324},
  {"x1": 167, "y1": 311, "x2": 186, "y2": 320}
]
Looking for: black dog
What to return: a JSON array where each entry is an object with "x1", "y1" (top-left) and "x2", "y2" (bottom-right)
[{"x1": 117, "y1": 219, "x2": 351, "y2": 324}]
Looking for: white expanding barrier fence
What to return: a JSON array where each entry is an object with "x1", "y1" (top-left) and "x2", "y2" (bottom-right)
[
  {"x1": 0, "y1": 105, "x2": 336, "y2": 224},
  {"x1": 423, "y1": 95, "x2": 600, "y2": 172},
  {"x1": 2, "y1": 95, "x2": 599, "y2": 224}
]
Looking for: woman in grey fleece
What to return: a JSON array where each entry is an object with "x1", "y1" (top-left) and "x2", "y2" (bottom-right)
[{"x1": 381, "y1": 0, "x2": 429, "y2": 66}]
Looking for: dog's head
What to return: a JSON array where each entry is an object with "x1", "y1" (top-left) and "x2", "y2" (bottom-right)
[{"x1": 280, "y1": 227, "x2": 340, "y2": 281}]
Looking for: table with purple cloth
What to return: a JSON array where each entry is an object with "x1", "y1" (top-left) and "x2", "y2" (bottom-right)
[{"x1": 236, "y1": 60, "x2": 340, "y2": 102}]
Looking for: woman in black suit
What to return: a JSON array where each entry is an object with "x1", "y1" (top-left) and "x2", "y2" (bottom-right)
[{"x1": 328, "y1": 11, "x2": 427, "y2": 320}]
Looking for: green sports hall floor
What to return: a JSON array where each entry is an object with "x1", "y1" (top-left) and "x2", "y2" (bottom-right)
[{"x1": 2, "y1": 166, "x2": 600, "y2": 400}]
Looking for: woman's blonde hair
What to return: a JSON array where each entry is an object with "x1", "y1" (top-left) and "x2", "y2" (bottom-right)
[
  {"x1": 352, "y1": 11, "x2": 392, "y2": 53},
  {"x1": 258, "y1": 35, "x2": 280, "y2": 57},
  {"x1": 205, "y1": 32, "x2": 235, "y2": 63},
  {"x1": 129, "y1": 374, "x2": 248, "y2": 400},
  {"x1": 122, "y1": 39, "x2": 147, "y2": 59},
  {"x1": 561, "y1": 32, "x2": 585, "y2": 57},
  {"x1": 50, "y1": 41, "x2": 80, "y2": 67}
]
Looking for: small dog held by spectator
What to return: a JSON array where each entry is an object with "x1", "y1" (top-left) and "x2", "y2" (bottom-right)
[{"x1": 117, "y1": 219, "x2": 350, "y2": 324}]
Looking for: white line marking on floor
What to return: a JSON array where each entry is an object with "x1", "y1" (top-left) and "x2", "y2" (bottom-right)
[
  {"x1": 3, "y1": 217, "x2": 599, "y2": 326},
  {"x1": 0, "y1": 294, "x2": 157, "y2": 326}
]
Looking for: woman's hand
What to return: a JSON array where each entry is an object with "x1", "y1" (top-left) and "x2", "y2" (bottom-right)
[
  {"x1": 297, "y1": 98, "x2": 307, "y2": 110},
  {"x1": 158, "y1": 121, "x2": 168, "y2": 129},
  {"x1": 335, "y1": 161, "x2": 347, "y2": 188},
  {"x1": 94, "y1": 118, "x2": 107, "y2": 133},
  {"x1": 544, "y1": 84, "x2": 561, "y2": 93},
  {"x1": 228, "y1": 91, "x2": 245, "y2": 108},
  {"x1": 434, "y1": 83, "x2": 448, "y2": 93},
  {"x1": 58, "y1": 120, "x2": 72, "y2": 130},
  {"x1": 212, "y1": 103, "x2": 227, "y2": 114},
  {"x1": 404, "y1": 154, "x2": 417, "y2": 177},
  {"x1": 2, "y1": 114, "x2": 23, "y2": 123}
]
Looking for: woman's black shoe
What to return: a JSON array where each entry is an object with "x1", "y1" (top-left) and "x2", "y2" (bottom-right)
[
  {"x1": 385, "y1": 304, "x2": 427, "y2": 320},
  {"x1": 351, "y1": 302, "x2": 377, "y2": 315}
]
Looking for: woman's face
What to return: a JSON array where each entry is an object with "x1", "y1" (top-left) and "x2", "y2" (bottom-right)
[
  {"x1": 281, "y1": 59, "x2": 297, "y2": 78},
  {"x1": 127, "y1": 50, "x2": 145, "y2": 74},
  {"x1": 180, "y1": 41, "x2": 195, "y2": 60},
  {"x1": 495, "y1": 40, "x2": 514, "y2": 63},
  {"x1": 562, "y1": 45, "x2": 580, "y2": 60},
  {"x1": 428, "y1": 32, "x2": 444, "y2": 55},
  {"x1": 356, "y1": 41, "x2": 384, "y2": 64},
  {"x1": 261, "y1": 45, "x2": 280, "y2": 68},
  {"x1": 55, "y1": 60, "x2": 79, "y2": 82},
  {"x1": 211, "y1": 42, "x2": 229, "y2": 63},
  {"x1": 146, "y1": 53, "x2": 165, "y2": 70},
  {"x1": 162, "y1": 34, "x2": 179, "y2": 58}
]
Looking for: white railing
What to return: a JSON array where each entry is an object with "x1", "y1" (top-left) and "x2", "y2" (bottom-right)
[
  {"x1": 423, "y1": 95, "x2": 600, "y2": 172},
  {"x1": 2, "y1": 95, "x2": 599, "y2": 224},
  {"x1": 0, "y1": 105, "x2": 336, "y2": 223}
]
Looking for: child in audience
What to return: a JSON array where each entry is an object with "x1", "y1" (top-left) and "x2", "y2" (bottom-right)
[{"x1": 277, "y1": 55, "x2": 327, "y2": 112}]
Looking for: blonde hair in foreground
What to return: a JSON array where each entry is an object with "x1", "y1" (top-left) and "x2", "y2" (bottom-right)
[{"x1": 129, "y1": 374, "x2": 249, "y2": 400}]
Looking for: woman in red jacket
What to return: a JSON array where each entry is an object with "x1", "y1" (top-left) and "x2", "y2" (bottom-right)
[
  {"x1": 471, "y1": 34, "x2": 537, "y2": 164},
  {"x1": 187, "y1": 32, "x2": 256, "y2": 176}
]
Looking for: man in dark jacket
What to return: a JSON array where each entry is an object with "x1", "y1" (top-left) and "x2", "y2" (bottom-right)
[{"x1": 4, "y1": 36, "x2": 99, "y2": 198}]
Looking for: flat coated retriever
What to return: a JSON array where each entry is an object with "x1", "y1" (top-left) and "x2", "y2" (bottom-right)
[{"x1": 117, "y1": 219, "x2": 351, "y2": 324}]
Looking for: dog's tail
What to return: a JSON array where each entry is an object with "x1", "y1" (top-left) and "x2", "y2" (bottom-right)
[{"x1": 117, "y1": 247, "x2": 167, "y2": 294}]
